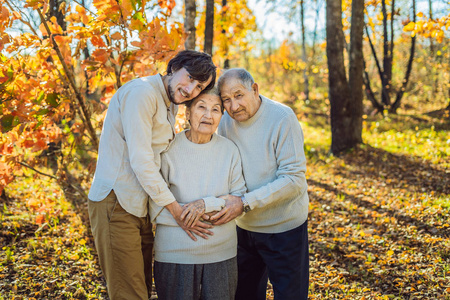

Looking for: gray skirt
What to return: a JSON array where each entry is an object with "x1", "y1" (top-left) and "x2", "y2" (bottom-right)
[{"x1": 154, "y1": 257, "x2": 237, "y2": 300}]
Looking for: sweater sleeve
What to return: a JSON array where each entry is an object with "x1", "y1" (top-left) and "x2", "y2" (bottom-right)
[
  {"x1": 120, "y1": 86, "x2": 176, "y2": 207},
  {"x1": 229, "y1": 148, "x2": 247, "y2": 196},
  {"x1": 203, "y1": 143, "x2": 246, "y2": 212},
  {"x1": 244, "y1": 113, "x2": 307, "y2": 210},
  {"x1": 203, "y1": 196, "x2": 226, "y2": 213}
]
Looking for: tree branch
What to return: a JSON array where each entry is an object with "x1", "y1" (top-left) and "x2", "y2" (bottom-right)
[
  {"x1": 71, "y1": 0, "x2": 98, "y2": 17},
  {"x1": 18, "y1": 161, "x2": 88, "y2": 202},
  {"x1": 5, "y1": 0, "x2": 41, "y2": 38},
  {"x1": 365, "y1": 25, "x2": 390, "y2": 107},
  {"x1": 391, "y1": 0, "x2": 416, "y2": 113},
  {"x1": 363, "y1": 59, "x2": 384, "y2": 114},
  {"x1": 18, "y1": 161, "x2": 58, "y2": 180},
  {"x1": 37, "y1": 8, "x2": 99, "y2": 149}
]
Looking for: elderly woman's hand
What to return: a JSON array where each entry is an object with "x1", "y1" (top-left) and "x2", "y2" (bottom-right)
[{"x1": 181, "y1": 199, "x2": 206, "y2": 228}]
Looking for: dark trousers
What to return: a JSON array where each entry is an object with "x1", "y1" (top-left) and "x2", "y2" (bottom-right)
[
  {"x1": 235, "y1": 221, "x2": 309, "y2": 300},
  {"x1": 154, "y1": 257, "x2": 238, "y2": 300}
]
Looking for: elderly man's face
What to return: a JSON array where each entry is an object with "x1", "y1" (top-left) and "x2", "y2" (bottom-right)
[{"x1": 219, "y1": 78, "x2": 261, "y2": 122}]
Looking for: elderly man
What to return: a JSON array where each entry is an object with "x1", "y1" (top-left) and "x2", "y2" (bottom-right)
[
  {"x1": 212, "y1": 68, "x2": 309, "y2": 299},
  {"x1": 88, "y1": 50, "x2": 216, "y2": 300}
]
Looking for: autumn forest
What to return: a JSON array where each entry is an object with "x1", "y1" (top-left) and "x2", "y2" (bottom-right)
[{"x1": 0, "y1": 0, "x2": 449, "y2": 299}]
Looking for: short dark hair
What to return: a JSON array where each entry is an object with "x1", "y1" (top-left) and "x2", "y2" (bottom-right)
[{"x1": 166, "y1": 50, "x2": 217, "y2": 91}]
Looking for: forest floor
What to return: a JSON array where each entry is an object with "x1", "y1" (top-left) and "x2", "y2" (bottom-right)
[{"x1": 1, "y1": 103, "x2": 449, "y2": 299}]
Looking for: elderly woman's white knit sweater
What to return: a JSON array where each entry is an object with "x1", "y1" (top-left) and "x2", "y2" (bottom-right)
[{"x1": 150, "y1": 131, "x2": 246, "y2": 264}]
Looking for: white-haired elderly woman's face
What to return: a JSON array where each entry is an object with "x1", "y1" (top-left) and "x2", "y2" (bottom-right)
[{"x1": 186, "y1": 93, "x2": 223, "y2": 138}]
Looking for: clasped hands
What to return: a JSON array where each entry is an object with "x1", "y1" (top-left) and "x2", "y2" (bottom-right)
[{"x1": 173, "y1": 195, "x2": 244, "y2": 241}]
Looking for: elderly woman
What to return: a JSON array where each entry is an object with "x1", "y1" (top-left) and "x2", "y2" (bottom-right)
[{"x1": 150, "y1": 87, "x2": 246, "y2": 300}]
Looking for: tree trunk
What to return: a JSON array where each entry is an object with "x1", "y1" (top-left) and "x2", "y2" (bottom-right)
[
  {"x1": 428, "y1": 0, "x2": 434, "y2": 56},
  {"x1": 48, "y1": 0, "x2": 66, "y2": 32},
  {"x1": 391, "y1": 0, "x2": 416, "y2": 113},
  {"x1": 204, "y1": 0, "x2": 214, "y2": 55},
  {"x1": 428, "y1": 0, "x2": 439, "y2": 94},
  {"x1": 381, "y1": 0, "x2": 392, "y2": 106},
  {"x1": 326, "y1": 0, "x2": 352, "y2": 154},
  {"x1": 222, "y1": 0, "x2": 229, "y2": 68},
  {"x1": 348, "y1": 0, "x2": 364, "y2": 144},
  {"x1": 311, "y1": 0, "x2": 322, "y2": 59},
  {"x1": 300, "y1": 0, "x2": 309, "y2": 102},
  {"x1": 81, "y1": 0, "x2": 91, "y2": 94},
  {"x1": 184, "y1": 0, "x2": 196, "y2": 50}
]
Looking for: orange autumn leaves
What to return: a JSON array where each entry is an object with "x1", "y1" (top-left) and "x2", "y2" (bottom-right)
[{"x1": 0, "y1": 0, "x2": 185, "y2": 194}]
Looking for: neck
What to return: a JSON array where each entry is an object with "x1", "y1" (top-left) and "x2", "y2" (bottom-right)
[
  {"x1": 162, "y1": 74, "x2": 170, "y2": 97},
  {"x1": 186, "y1": 130, "x2": 212, "y2": 144},
  {"x1": 250, "y1": 96, "x2": 262, "y2": 118}
]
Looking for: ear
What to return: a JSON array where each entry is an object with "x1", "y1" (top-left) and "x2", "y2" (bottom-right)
[{"x1": 252, "y1": 82, "x2": 259, "y2": 96}]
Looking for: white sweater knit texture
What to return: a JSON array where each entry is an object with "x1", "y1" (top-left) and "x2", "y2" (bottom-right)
[
  {"x1": 218, "y1": 95, "x2": 309, "y2": 234},
  {"x1": 150, "y1": 131, "x2": 247, "y2": 264}
]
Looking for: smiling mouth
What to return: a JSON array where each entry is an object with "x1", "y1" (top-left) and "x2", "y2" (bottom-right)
[
  {"x1": 180, "y1": 89, "x2": 189, "y2": 98},
  {"x1": 200, "y1": 122, "x2": 213, "y2": 125}
]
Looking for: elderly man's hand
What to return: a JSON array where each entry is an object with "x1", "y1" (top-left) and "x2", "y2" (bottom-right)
[{"x1": 209, "y1": 195, "x2": 243, "y2": 225}]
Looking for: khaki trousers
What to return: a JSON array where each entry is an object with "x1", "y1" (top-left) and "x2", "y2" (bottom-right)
[{"x1": 88, "y1": 190, "x2": 154, "y2": 300}]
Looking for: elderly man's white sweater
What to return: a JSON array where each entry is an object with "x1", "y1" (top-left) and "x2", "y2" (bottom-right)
[{"x1": 218, "y1": 95, "x2": 309, "y2": 234}]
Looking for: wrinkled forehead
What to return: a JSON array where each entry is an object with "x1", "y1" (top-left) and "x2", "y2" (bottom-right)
[
  {"x1": 219, "y1": 78, "x2": 248, "y2": 96},
  {"x1": 192, "y1": 93, "x2": 222, "y2": 106}
]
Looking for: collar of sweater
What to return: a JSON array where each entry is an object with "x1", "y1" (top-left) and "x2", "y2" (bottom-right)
[
  {"x1": 181, "y1": 131, "x2": 218, "y2": 148},
  {"x1": 157, "y1": 74, "x2": 172, "y2": 109}
]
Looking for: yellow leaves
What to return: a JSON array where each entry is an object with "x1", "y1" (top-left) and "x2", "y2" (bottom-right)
[
  {"x1": 75, "y1": 5, "x2": 90, "y2": 25},
  {"x1": 39, "y1": 16, "x2": 64, "y2": 36},
  {"x1": 53, "y1": 35, "x2": 72, "y2": 64},
  {"x1": 403, "y1": 22, "x2": 415, "y2": 32},
  {"x1": 387, "y1": 250, "x2": 395, "y2": 256},
  {"x1": 70, "y1": 254, "x2": 80, "y2": 260},
  {"x1": 404, "y1": 14, "x2": 450, "y2": 43}
]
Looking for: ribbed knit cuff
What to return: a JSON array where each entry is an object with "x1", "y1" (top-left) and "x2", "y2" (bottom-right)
[{"x1": 203, "y1": 197, "x2": 226, "y2": 213}]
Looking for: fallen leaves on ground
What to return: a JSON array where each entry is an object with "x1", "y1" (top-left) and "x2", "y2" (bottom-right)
[{"x1": 0, "y1": 113, "x2": 449, "y2": 299}]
